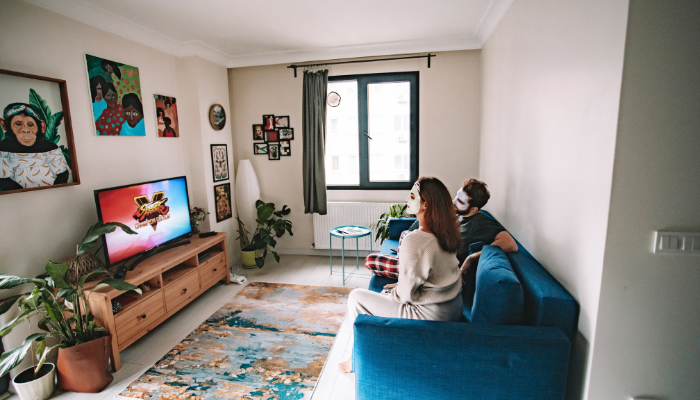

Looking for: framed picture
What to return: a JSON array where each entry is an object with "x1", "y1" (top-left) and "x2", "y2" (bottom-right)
[
  {"x1": 214, "y1": 183, "x2": 233, "y2": 222},
  {"x1": 278, "y1": 127, "x2": 294, "y2": 140},
  {"x1": 268, "y1": 143, "x2": 280, "y2": 160},
  {"x1": 274, "y1": 115, "x2": 289, "y2": 128},
  {"x1": 85, "y1": 54, "x2": 145, "y2": 136},
  {"x1": 252, "y1": 124, "x2": 264, "y2": 140},
  {"x1": 262, "y1": 114, "x2": 275, "y2": 130},
  {"x1": 154, "y1": 95, "x2": 179, "y2": 137},
  {"x1": 254, "y1": 142, "x2": 268, "y2": 154},
  {"x1": 264, "y1": 130, "x2": 278, "y2": 142},
  {"x1": 280, "y1": 140, "x2": 291, "y2": 156},
  {"x1": 210, "y1": 144, "x2": 229, "y2": 182},
  {"x1": 0, "y1": 69, "x2": 81, "y2": 195},
  {"x1": 209, "y1": 104, "x2": 226, "y2": 130}
]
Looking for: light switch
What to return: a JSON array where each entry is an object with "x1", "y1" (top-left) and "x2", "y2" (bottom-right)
[{"x1": 654, "y1": 231, "x2": 700, "y2": 254}]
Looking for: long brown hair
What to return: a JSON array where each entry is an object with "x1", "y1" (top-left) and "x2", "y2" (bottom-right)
[{"x1": 416, "y1": 177, "x2": 461, "y2": 253}]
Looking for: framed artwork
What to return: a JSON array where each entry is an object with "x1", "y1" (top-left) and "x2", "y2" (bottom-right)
[
  {"x1": 154, "y1": 95, "x2": 179, "y2": 137},
  {"x1": 209, "y1": 104, "x2": 226, "y2": 130},
  {"x1": 262, "y1": 114, "x2": 275, "y2": 130},
  {"x1": 274, "y1": 116, "x2": 289, "y2": 128},
  {"x1": 0, "y1": 69, "x2": 81, "y2": 195},
  {"x1": 264, "y1": 130, "x2": 278, "y2": 142},
  {"x1": 252, "y1": 124, "x2": 264, "y2": 140},
  {"x1": 214, "y1": 183, "x2": 232, "y2": 222},
  {"x1": 210, "y1": 144, "x2": 229, "y2": 182},
  {"x1": 280, "y1": 140, "x2": 291, "y2": 156},
  {"x1": 268, "y1": 143, "x2": 280, "y2": 160},
  {"x1": 254, "y1": 142, "x2": 268, "y2": 154},
  {"x1": 278, "y1": 127, "x2": 294, "y2": 140},
  {"x1": 85, "y1": 54, "x2": 145, "y2": 136}
]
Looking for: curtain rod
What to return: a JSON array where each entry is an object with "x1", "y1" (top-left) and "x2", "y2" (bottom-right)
[{"x1": 287, "y1": 54, "x2": 435, "y2": 77}]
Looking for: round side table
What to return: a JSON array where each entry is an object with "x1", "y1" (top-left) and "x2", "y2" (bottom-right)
[{"x1": 330, "y1": 225, "x2": 373, "y2": 285}]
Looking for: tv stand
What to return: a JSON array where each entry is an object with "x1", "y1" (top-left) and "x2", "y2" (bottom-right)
[{"x1": 84, "y1": 233, "x2": 230, "y2": 371}]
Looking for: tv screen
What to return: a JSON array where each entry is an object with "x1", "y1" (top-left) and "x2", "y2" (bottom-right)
[{"x1": 94, "y1": 176, "x2": 192, "y2": 266}]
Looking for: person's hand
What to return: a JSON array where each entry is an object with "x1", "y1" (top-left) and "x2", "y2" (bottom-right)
[
  {"x1": 459, "y1": 252, "x2": 480, "y2": 284},
  {"x1": 383, "y1": 283, "x2": 398, "y2": 289}
]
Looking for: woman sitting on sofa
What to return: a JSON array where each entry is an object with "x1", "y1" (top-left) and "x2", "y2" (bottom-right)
[{"x1": 339, "y1": 176, "x2": 463, "y2": 373}]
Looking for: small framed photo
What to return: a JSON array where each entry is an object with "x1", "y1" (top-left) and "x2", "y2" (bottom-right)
[
  {"x1": 263, "y1": 114, "x2": 275, "y2": 130},
  {"x1": 264, "y1": 130, "x2": 278, "y2": 142},
  {"x1": 280, "y1": 140, "x2": 291, "y2": 156},
  {"x1": 268, "y1": 142, "x2": 280, "y2": 160},
  {"x1": 252, "y1": 124, "x2": 264, "y2": 140},
  {"x1": 278, "y1": 127, "x2": 294, "y2": 140},
  {"x1": 214, "y1": 183, "x2": 233, "y2": 222},
  {"x1": 254, "y1": 142, "x2": 268, "y2": 154},
  {"x1": 210, "y1": 144, "x2": 229, "y2": 182},
  {"x1": 274, "y1": 116, "x2": 289, "y2": 128}
]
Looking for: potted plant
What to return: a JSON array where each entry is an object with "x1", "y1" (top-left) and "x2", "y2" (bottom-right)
[
  {"x1": 0, "y1": 222, "x2": 141, "y2": 397},
  {"x1": 370, "y1": 203, "x2": 409, "y2": 246},
  {"x1": 236, "y1": 200, "x2": 293, "y2": 269},
  {"x1": 189, "y1": 206, "x2": 209, "y2": 234}
]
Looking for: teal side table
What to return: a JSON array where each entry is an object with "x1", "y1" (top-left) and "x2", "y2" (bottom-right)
[{"x1": 330, "y1": 225, "x2": 373, "y2": 285}]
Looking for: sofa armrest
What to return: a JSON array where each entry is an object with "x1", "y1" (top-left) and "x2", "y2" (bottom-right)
[
  {"x1": 353, "y1": 315, "x2": 570, "y2": 400},
  {"x1": 388, "y1": 217, "x2": 417, "y2": 240}
]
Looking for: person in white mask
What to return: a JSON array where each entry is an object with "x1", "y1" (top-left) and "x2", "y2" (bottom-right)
[{"x1": 339, "y1": 177, "x2": 463, "y2": 374}]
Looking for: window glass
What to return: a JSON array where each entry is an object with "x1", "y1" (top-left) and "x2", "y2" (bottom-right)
[
  {"x1": 368, "y1": 81, "x2": 411, "y2": 182},
  {"x1": 325, "y1": 80, "x2": 359, "y2": 185}
]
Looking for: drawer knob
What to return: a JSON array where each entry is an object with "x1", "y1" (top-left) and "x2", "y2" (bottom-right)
[
  {"x1": 141, "y1": 314, "x2": 147, "y2": 319},
  {"x1": 182, "y1": 288, "x2": 188, "y2": 294},
  {"x1": 213, "y1": 268, "x2": 217, "y2": 272}
]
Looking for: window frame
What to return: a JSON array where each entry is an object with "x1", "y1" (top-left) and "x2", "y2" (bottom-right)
[{"x1": 326, "y1": 72, "x2": 419, "y2": 190}]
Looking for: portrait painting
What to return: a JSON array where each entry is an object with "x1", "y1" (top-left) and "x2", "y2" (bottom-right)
[
  {"x1": 0, "y1": 69, "x2": 80, "y2": 195},
  {"x1": 85, "y1": 54, "x2": 145, "y2": 136},
  {"x1": 268, "y1": 143, "x2": 280, "y2": 160},
  {"x1": 280, "y1": 140, "x2": 291, "y2": 156},
  {"x1": 264, "y1": 130, "x2": 278, "y2": 142},
  {"x1": 210, "y1": 144, "x2": 229, "y2": 182},
  {"x1": 214, "y1": 183, "x2": 233, "y2": 222},
  {"x1": 274, "y1": 116, "x2": 289, "y2": 128},
  {"x1": 278, "y1": 127, "x2": 294, "y2": 140},
  {"x1": 263, "y1": 114, "x2": 274, "y2": 130},
  {"x1": 252, "y1": 124, "x2": 264, "y2": 140},
  {"x1": 209, "y1": 104, "x2": 226, "y2": 130},
  {"x1": 254, "y1": 143, "x2": 268, "y2": 154},
  {"x1": 154, "y1": 95, "x2": 179, "y2": 137}
]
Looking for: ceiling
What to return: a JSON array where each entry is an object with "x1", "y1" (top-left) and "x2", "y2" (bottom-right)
[{"x1": 25, "y1": 0, "x2": 514, "y2": 68}]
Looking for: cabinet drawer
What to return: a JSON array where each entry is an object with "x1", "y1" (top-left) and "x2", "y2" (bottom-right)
[
  {"x1": 115, "y1": 292, "x2": 164, "y2": 345},
  {"x1": 199, "y1": 253, "x2": 227, "y2": 286},
  {"x1": 164, "y1": 269, "x2": 200, "y2": 312}
]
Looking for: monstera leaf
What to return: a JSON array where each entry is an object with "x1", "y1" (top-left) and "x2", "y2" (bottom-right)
[{"x1": 28, "y1": 89, "x2": 63, "y2": 143}]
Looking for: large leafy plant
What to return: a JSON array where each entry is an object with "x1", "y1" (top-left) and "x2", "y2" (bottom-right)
[
  {"x1": 371, "y1": 203, "x2": 409, "y2": 246},
  {"x1": 0, "y1": 222, "x2": 141, "y2": 379},
  {"x1": 236, "y1": 200, "x2": 293, "y2": 268}
]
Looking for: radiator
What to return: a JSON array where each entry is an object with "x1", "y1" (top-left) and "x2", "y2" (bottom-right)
[{"x1": 313, "y1": 202, "x2": 396, "y2": 251}]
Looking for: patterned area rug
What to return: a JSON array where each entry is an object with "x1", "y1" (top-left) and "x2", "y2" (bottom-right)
[{"x1": 119, "y1": 282, "x2": 352, "y2": 400}]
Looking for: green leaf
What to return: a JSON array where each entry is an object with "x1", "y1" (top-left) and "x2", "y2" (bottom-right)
[
  {"x1": 0, "y1": 123, "x2": 5, "y2": 142},
  {"x1": 45, "y1": 261, "x2": 71, "y2": 289},
  {"x1": 255, "y1": 256, "x2": 264, "y2": 268},
  {"x1": 0, "y1": 333, "x2": 49, "y2": 377},
  {"x1": 37, "y1": 318, "x2": 51, "y2": 332},
  {"x1": 256, "y1": 202, "x2": 275, "y2": 222},
  {"x1": 47, "y1": 112, "x2": 63, "y2": 144},
  {"x1": 0, "y1": 295, "x2": 22, "y2": 316},
  {"x1": 0, "y1": 275, "x2": 37, "y2": 290},
  {"x1": 271, "y1": 251, "x2": 280, "y2": 263},
  {"x1": 94, "y1": 278, "x2": 141, "y2": 294},
  {"x1": 0, "y1": 309, "x2": 32, "y2": 337},
  {"x1": 78, "y1": 222, "x2": 137, "y2": 256},
  {"x1": 60, "y1": 145, "x2": 70, "y2": 167},
  {"x1": 78, "y1": 267, "x2": 109, "y2": 288},
  {"x1": 28, "y1": 89, "x2": 51, "y2": 124}
]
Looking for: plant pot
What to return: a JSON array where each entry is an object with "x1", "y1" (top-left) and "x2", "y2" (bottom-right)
[
  {"x1": 241, "y1": 249, "x2": 258, "y2": 269},
  {"x1": 12, "y1": 363, "x2": 55, "y2": 400},
  {"x1": 57, "y1": 335, "x2": 113, "y2": 393}
]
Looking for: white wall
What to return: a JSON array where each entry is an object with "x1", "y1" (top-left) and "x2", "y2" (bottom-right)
[
  {"x1": 478, "y1": 0, "x2": 629, "y2": 398},
  {"x1": 587, "y1": 2, "x2": 700, "y2": 399},
  {"x1": 228, "y1": 50, "x2": 481, "y2": 251}
]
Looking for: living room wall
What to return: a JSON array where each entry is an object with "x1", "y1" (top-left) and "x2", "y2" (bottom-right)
[
  {"x1": 228, "y1": 50, "x2": 480, "y2": 252},
  {"x1": 478, "y1": 0, "x2": 629, "y2": 398}
]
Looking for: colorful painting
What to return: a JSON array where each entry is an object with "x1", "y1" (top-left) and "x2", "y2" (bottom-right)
[
  {"x1": 0, "y1": 69, "x2": 80, "y2": 195},
  {"x1": 262, "y1": 114, "x2": 275, "y2": 130},
  {"x1": 252, "y1": 124, "x2": 264, "y2": 140},
  {"x1": 280, "y1": 140, "x2": 291, "y2": 156},
  {"x1": 268, "y1": 143, "x2": 280, "y2": 160},
  {"x1": 154, "y1": 95, "x2": 179, "y2": 137},
  {"x1": 85, "y1": 54, "x2": 145, "y2": 136},
  {"x1": 264, "y1": 130, "x2": 278, "y2": 142},
  {"x1": 254, "y1": 143, "x2": 268, "y2": 154},
  {"x1": 120, "y1": 282, "x2": 352, "y2": 400},
  {"x1": 214, "y1": 182, "x2": 232, "y2": 222},
  {"x1": 209, "y1": 104, "x2": 226, "y2": 130},
  {"x1": 210, "y1": 144, "x2": 229, "y2": 182},
  {"x1": 279, "y1": 127, "x2": 294, "y2": 140},
  {"x1": 274, "y1": 115, "x2": 289, "y2": 128}
]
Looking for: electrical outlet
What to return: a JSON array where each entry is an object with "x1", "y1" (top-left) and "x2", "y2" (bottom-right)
[{"x1": 654, "y1": 231, "x2": 700, "y2": 254}]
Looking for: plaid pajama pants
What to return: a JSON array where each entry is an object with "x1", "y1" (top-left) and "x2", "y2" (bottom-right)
[{"x1": 364, "y1": 230, "x2": 410, "y2": 279}]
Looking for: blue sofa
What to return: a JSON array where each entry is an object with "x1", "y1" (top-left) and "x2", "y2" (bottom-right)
[{"x1": 353, "y1": 213, "x2": 579, "y2": 400}]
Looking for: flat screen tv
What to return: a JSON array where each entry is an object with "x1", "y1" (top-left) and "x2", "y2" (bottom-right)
[{"x1": 94, "y1": 176, "x2": 192, "y2": 266}]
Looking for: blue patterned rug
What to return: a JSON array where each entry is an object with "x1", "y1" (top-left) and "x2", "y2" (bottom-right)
[{"x1": 119, "y1": 282, "x2": 352, "y2": 399}]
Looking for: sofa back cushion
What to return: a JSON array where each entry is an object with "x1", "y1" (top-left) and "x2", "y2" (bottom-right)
[
  {"x1": 388, "y1": 217, "x2": 417, "y2": 240},
  {"x1": 470, "y1": 245, "x2": 524, "y2": 325}
]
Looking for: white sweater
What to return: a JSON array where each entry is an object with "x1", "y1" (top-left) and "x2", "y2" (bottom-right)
[{"x1": 390, "y1": 229, "x2": 461, "y2": 305}]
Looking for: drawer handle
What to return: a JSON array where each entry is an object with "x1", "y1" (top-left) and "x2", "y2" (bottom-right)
[
  {"x1": 182, "y1": 288, "x2": 188, "y2": 294},
  {"x1": 141, "y1": 314, "x2": 147, "y2": 319}
]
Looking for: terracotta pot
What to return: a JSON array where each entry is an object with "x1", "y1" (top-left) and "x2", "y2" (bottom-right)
[
  {"x1": 57, "y1": 336, "x2": 113, "y2": 393},
  {"x1": 12, "y1": 363, "x2": 55, "y2": 400}
]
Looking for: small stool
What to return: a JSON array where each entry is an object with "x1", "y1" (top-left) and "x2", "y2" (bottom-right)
[{"x1": 330, "y1": 225, "x2": 373, "y2": 285}]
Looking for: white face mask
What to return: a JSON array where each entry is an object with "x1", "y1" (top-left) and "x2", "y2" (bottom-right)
[
  {"x1": 453, "y1": 188, "x2": 470, "y2": 211},
  {"x1": 405, "y1": 183, "x2": 421, "y2": 215}
]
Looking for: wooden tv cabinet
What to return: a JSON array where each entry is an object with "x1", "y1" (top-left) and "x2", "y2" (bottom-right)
[{"x1": 84, "y1": 233, "x2": 230, "y2": 371}]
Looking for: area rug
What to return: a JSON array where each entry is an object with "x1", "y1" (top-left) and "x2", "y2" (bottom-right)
[{"x1": 119, "y1": 282, "x2": 353, "y2": 400}]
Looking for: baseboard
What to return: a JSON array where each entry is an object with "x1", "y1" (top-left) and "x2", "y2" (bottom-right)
[{"x1": 275, "y1": 248, "x2": 373, "y2": 258}]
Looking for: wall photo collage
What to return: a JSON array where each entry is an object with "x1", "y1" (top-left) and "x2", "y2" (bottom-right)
[{"x1": 253, "y1": 114, "x2": 293, "y2": 160}]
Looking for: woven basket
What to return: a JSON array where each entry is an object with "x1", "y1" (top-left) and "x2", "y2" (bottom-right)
[{"x1": 65, "y1": 253, "x2": 105, "y2": 284}]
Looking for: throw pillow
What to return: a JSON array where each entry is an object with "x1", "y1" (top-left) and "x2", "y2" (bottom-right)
[{"x1": 470, "y1": 245, "x2": 524, "y2": 325}]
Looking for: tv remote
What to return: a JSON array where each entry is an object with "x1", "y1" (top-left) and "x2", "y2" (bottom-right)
[{"x1": 199, "y1": 231, "x2": 218, "y2": 238}]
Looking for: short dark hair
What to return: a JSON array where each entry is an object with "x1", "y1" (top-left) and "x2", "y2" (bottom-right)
[
  {"x1": 122, "y1": 93, "x2": 142, "y2": 113},
  {"x1": 89, "y1": 76, "x2": 107, "y2": 101},
  {"x1": 100, "y1": 59, "x2": 122, "y2": 80},
  {"x1": 462, "y1": 178, "x2": 490, "y2": 209},
  {"x1": 164, "y1": 117, "x2": 171, "y2": 126},
  {"x1": 157, "y1": 107, "x2": 164, "y2": 118}
]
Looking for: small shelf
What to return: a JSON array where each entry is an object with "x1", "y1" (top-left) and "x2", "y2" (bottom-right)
[
  {"x1": 162, "y1": 265, "x2": 197, "y2": 287},
  {"x1": 199, "y1": 250, "x2": 224, "y2": 266},
  {"x1": 112, "y1": 287, "x2": 161, "y2": 316}
]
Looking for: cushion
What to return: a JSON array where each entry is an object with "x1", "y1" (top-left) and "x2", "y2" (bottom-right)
[
  {"x1": 368, "y1": 274, "x2": 398, "y2": 293},
  {"x1": 387, "y1": 218, "x2": 417, "y2": 240},
  {"x1": 471, "y1": 245, "x2": 524, "y2": 325}
]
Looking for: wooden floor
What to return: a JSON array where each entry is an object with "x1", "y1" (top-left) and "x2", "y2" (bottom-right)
[{"x1": 10, "y1": 255, "x2": 369, "y2": 400}]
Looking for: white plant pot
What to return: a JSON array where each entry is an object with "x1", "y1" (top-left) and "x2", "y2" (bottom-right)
[{"x1": 12, "y1": 363, "x2": 56, "y2": 400}]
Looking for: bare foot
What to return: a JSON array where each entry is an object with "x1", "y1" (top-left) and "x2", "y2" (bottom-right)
[{"x1": 338, "y1": 358, "x2": 353, "y2": 373}]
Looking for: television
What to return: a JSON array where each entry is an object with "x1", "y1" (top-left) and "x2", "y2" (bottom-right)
[{"x1": 94, "y1": 176, "x2": 192, "y2": 266}]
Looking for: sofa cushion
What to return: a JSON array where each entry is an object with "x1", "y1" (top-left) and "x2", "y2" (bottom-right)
[
  {"x1": 379, "y1": 238, "x2": 400, "y2": 256},
  {"x1": 368, "y1": 274, "x2": 398, "y2": 293},
  {"x1": 388, "y1": 217, "x2": 417, "y2": 240},
  {"x1": 471, "y1": 245, "x2": 524, "y2": 325}
]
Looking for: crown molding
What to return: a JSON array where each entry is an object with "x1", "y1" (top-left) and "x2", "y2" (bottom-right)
[{"x1": 475, "y1": 0, "x2": 516, "y2": 46}]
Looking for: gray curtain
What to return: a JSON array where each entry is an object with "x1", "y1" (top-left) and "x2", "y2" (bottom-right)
[{"x1": 302, "y1": 69, "x2": 329, "y2": 215}]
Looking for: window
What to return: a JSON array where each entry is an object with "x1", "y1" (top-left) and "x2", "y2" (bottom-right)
[{"x1": 325, "y1": 72, "x2": 418, "y2": 190}]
